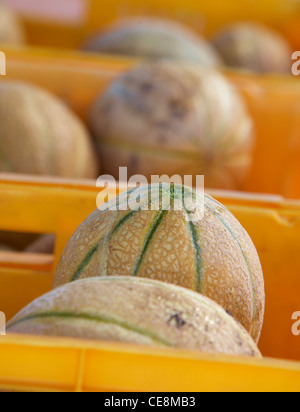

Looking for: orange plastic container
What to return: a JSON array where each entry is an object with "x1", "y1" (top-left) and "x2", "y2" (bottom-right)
[
  {"x1": 0, "y1": 174, "x2": 299, "y2": 392},
  {"x1": 2, "y1": 47, "x2": 300, "y2": 199},
  {"x1": 4, "y1": 0, "x2": 300, "y2": 49}
]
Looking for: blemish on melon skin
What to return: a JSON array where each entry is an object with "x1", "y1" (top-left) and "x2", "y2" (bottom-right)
[
  {"x1": 167, "y1": 312, "x2": 187, "y2": 329},
  {"x1": 235, "y1": 333, "x2": 243, "y2": 347}
]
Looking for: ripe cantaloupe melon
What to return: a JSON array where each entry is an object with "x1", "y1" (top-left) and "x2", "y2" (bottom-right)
[
  {"x1": 89, "y1": 62, "x2": 254, "y2": 190},
  {"x1": 53, "y1": 184, "x2": 265, "y2": 343},
  {"x1": 83, "y1": 17, "x2": 221, "y2": 67},
  {"x1": 0, "y1": 81, "x2": 99, "y2": 178},
  {"x1": 0, "y1": 3, "x2": 25, "y2": 45},
  {"x1": 8, "y1": 277, "x2": 261, "y2": 357},
  {"x1": 212, "y1": 22, "x2": 292, "y2": 74}
]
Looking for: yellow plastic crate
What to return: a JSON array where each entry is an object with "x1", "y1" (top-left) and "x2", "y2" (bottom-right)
[
  {"x1": 2, "y1": 47, "x2": 300, "y2": 198},
  {"x1": 1, "y1": 335, "x2": 299, "y2": 392},
  {"x1": 7, "y1": 0, "x2": 300, "y2": 49},
  {"x1": 0, "y1": 174, "x2": 299, "y2": 392}
]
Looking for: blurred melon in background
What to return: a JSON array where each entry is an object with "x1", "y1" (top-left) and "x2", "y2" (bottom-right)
[
  {"x1": 0, "y1": 1, "x2": 25, "y2": 45},
  {"x1": 89, "y1": 62, "x2": 254, "y2": 190},
  {"x1": 83, "y1": 17, "x2": 222, "y2": 67},
  {"x1": 0, "y1": 81, "x2": 99, "y2": 178},
  {"x1": 212, "y1": 22, "x2": 293, "y2": 74}
]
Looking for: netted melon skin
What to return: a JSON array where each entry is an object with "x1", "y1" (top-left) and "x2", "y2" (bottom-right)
[
  {"x1": 0, "y1": 3, "x2": 25, "y2": 45},
  {"x1": 90, "y1": 62, "x2": 254, "y2": 190},
  {"x1": 83, "y1": 17, "x2": 222, "y2": 67},
  {"x1": 212, "y1": 22, "x2": 292, "y2": 74},
  {"x1": 8, "y1": 277, "x2": 261, "y2": 358},
  {"x1": 53, "y1": 185, "x2": 265, "y2": 343},
  {"x1": 0, "y1": 82, "x2": 99, "y2": 178}
]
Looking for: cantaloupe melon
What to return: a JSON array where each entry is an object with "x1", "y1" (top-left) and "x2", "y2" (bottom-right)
[
  {"x1": 83, "y1": 17, "x2": 221, "y2": 67},
  {"x1": 8, "y1": 277, "x2": 261, "y2": 357},
  {"x1": 53, "y1": 184, "x2": 265, "y2": 343},
  {"x1": 212, "y1": 22, "x2": 292, "y2": 74},
  {"x1": 89, "y1": 62, "x2": 254, "y2": 190},
  {"x1": 0, "y1": 81, "x2": 99, "y2": 178},
  {"x1": 0, "y1": 2, "x2": 25, "y2": 45}
]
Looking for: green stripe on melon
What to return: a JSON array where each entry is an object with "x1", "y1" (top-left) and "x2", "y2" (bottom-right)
[
  {"x1": 204, "y1": 202, "x2": 256, "y2": 336},
  {"x1": 8, "y1": 277, "x2": 261, "y2": 357},
  {"x1": 8, "y1": 311, "x2": 173, "y2": 347},
  {"x1": 133, "y1": 210, "x2": 168, "y2": 277},
  {"x1": 185, "y1": 210, "x2": 203, "y2": 293},
  {"x1": 53, "y1": 184, "x2": 265, "y2": 343}
]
